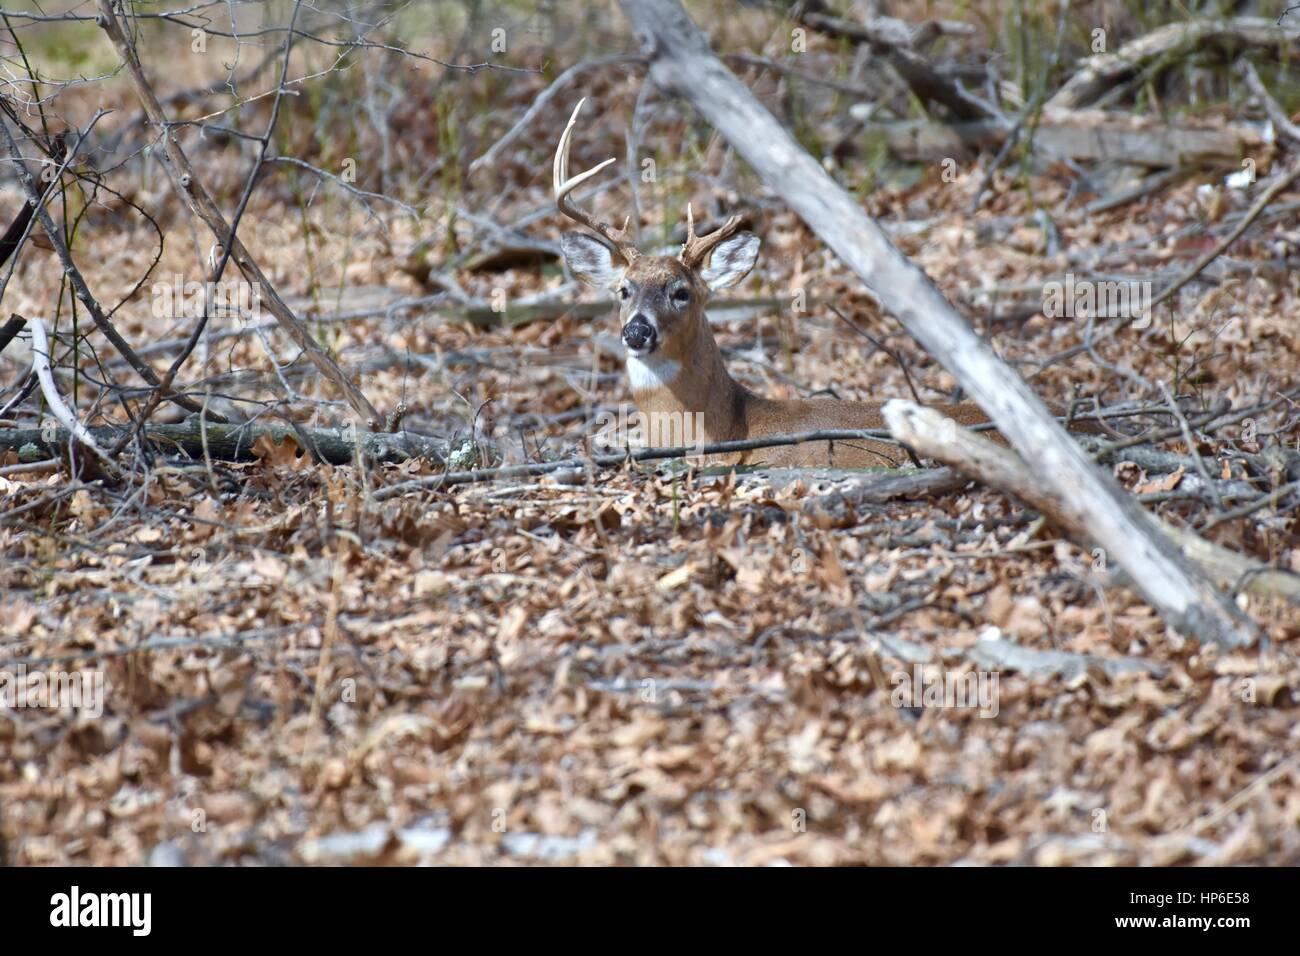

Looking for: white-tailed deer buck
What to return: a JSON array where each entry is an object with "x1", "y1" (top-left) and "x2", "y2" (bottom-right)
[{"x1": 554, "y1": 99, "x2": 1004, "y2": 468}]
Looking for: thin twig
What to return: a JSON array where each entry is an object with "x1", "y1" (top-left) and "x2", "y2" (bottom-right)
[
  {"x1": 827, "y1": 304, "x2": 922, "y2": 404},
  {"x1": 1158, "y1": 381, "x2": 1223, "y2": 511},
  {"x1": 1150, "y1": 158, "x2": 1300, "y2": 311},
  {"x1": 467, "y1": 54, "x2": 646, "y2": 175},
  {"x1": 111, "y1": 0, "x2": 310, "y2": 456},
  {"x1": 1200, "y1": 479, "x2": 1300, "y2": 532},
  {"x1": 373, "y1": 427, "x2": 911, "y2": 500},
  {"x1": 0, "y1": 457, "x2": 57, "y2": 477}
]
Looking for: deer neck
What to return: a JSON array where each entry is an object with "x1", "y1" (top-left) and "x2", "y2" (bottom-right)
[{"x1": 626, "y1": 314, "x2": 749, "y2": 443}]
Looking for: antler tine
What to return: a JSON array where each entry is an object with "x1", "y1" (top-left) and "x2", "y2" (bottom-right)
[
  {"x1": 679, "y1": 209, "x2": 745, "y2": 269},
  {"x1": 553, "y1": 98, "x2": 639, "y2": 260},
  {"x1": 682, "y1": 203, "x2": 698, "y2": 250}
]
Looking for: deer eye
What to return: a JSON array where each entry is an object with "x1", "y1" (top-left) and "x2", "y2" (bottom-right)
[
  {"x1": 671, "y1": 287, "x2": 691, "y2": 306},
  {"x1": 616, "y1": 285, "x2": 631, "y2": 301}
]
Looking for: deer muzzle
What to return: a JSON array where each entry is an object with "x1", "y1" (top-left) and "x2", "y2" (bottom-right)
[{"x1": 622, "y1": 316, "x2": 657, "y2": 354}]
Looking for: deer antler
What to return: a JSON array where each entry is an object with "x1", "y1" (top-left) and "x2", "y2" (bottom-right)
[
  {"x1": 679, "y1": 204, "x2": 744, "y2": 270},
  {"x1": 553, "y1": 98, "x2": 639, "y2": 262}
]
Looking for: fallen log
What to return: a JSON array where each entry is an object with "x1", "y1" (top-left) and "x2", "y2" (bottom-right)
[
  {"x1": 855, "y1": 110, "x2": 1268, "y2": 166},
  {"x1": 0, "y1": 421, "x2": 449, "y2": 467}
]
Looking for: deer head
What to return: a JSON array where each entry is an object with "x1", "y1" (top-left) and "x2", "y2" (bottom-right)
[
  {"x1": 548, "y1": 101, "x2": 1022, "y2": 469},
  {"x1": 554, "y1": 99, "x2": 760, "y2": 376}
]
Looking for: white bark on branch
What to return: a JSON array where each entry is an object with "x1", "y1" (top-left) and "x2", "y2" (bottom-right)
[
  {"x1": 617, "y1": 0, "x2": 1258, "y2": 647},
  {"x1": 27, "y1": 316, "x2": 111, "y2": 464}
]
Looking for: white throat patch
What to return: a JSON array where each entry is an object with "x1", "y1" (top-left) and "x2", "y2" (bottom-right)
[{"x1": 626, "y1": 354, "x2": 681, "y2": 393}]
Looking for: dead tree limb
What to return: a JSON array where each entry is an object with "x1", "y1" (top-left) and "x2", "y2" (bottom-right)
[
  {"x1": 617, "y1": 0, "x2": 1258, "y2": 647},
  {"x1": 0, "y1": 420, "x2": 447, "y2": 467},
  {"x1": 781, "y1": 2, "x2": 988, "y2": 120},
  {"x1": 1048, "y1": 17, "x2": 1296, "y2": 110},
  {"x1": 884, "y1": 401, "x2": 1299, "y2": 614},
  {"x1": 96, "y1": 0, "x2": 382, "y2": 429}
]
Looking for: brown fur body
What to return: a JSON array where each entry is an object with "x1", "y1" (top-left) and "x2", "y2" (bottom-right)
[
  {"x1": 606, "y1": 253, "x2": 991, "y2": 468},
  {"x1": 629, "y1": 320, "x2": 993, "y2": 468}
]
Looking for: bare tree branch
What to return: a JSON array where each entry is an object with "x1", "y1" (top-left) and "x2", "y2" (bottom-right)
[{"x1": 95, "y1": 0, "x2": 383, "y2": 429}]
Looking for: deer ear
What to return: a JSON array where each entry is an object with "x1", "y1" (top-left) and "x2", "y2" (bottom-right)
[
  {"x1": 698, "y1": 232, "x2": 760, "y2": 291},
  {"x1": 560, "y1": 232, "x2": 622, "y2": 287}
]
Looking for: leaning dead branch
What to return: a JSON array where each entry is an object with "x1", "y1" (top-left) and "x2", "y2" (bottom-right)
[
  {"x1": 618, "y1": 0, "x2": 1257, "y2": 647},
  {"x1": 883, "y1": 401, "x2": 1300, "y2": 616}
]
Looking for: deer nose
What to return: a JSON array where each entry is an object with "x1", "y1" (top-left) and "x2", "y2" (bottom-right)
[{"x1": 622, "y1": 316, "x2": 656, "y2": 353}]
